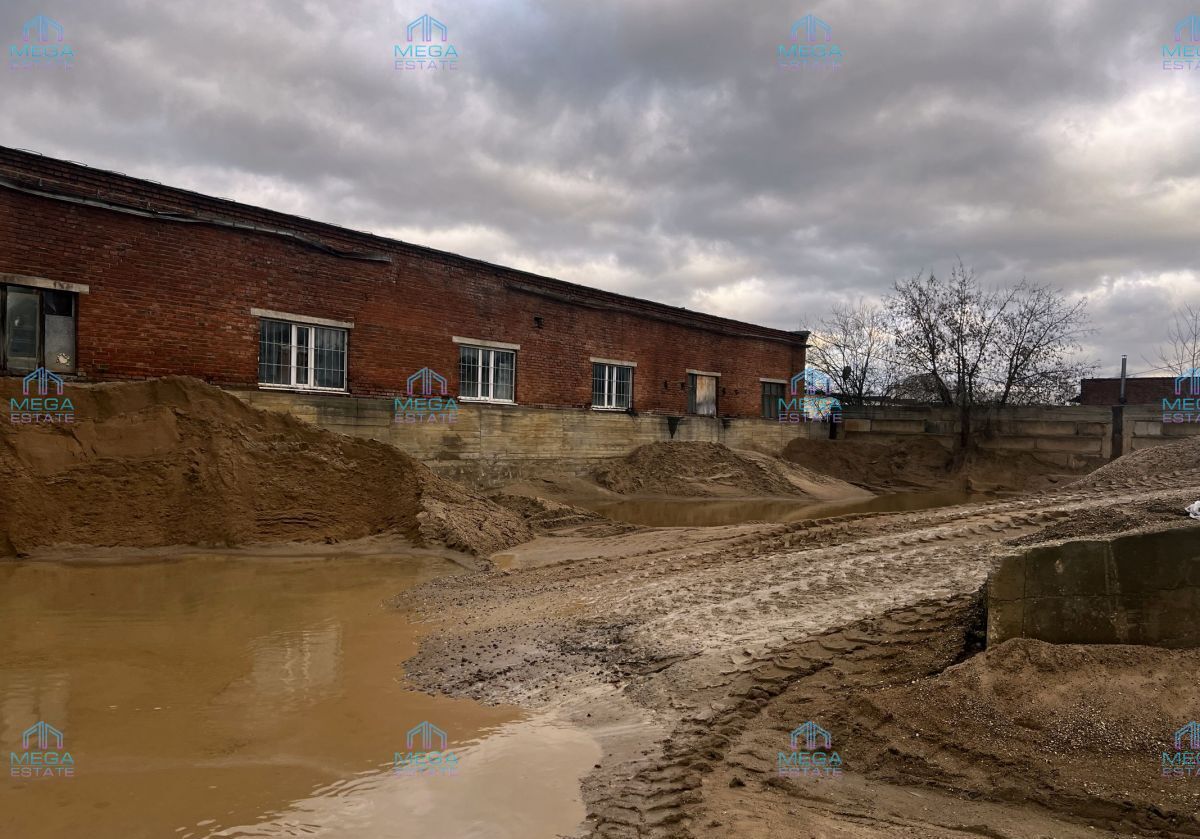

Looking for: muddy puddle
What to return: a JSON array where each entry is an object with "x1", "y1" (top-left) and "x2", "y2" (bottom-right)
[
  {"x1": 0, "y1": 552, "x2": 599, "y2": 838},
  {"x1": 586, "y1": 489, "x2": 981, "y2": 527}
]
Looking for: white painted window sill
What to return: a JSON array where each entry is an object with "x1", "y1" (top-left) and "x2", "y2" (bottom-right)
[{"x1": 256, "y1": 383, "x2": 349, "y2": 395}]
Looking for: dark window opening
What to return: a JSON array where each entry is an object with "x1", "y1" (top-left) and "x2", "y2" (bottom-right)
[
  {"x1": 0, "y1": 284, "x2": 78, "y2": 374},
  {"x1": 762, "y1": 382, "x2": 785, "y2": 419}
]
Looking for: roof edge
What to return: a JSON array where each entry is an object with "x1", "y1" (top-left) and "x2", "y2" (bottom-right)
[{"x1": 0, "y1": 145, "x2": 807, "y2": 345}]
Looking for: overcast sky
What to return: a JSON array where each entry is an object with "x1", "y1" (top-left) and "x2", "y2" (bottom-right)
[{"x1": 3, "y1": 0, "x2": 1199, "y2": 376}]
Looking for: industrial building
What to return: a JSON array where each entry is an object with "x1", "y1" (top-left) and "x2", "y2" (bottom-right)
[{"x1": 0, "y1": 147, "x2": 807, "y2": 421}]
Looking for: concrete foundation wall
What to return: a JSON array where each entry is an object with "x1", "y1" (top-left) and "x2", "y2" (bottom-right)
[
  {"x1": 841, "y1": 404, "x2": 1200, "y2": 468},
  {"x1": 234, "y1": 389, "x2": 820, "y2": 488},
  {"x1": 987, "y1": 526, "x2": 1200, "y2": 648},
  {"x1": 231, "y1": 389, "x2": 1200, "y2": 489}
]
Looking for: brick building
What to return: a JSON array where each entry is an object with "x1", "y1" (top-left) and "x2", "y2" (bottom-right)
[
  {"x1": 1078, "y1": 377, "x2": 1189, "y2": 406},
  {"x1": 0, "y1": 147, "x2": 807, "y2": 419}
]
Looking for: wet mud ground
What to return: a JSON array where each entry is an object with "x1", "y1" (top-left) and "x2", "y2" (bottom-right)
[{"x1": 398, "y1": 466, "x2": 1200, "y2": 838}]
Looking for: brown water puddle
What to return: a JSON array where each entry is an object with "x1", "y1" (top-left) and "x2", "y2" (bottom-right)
[
  {"x1": 0, "y1": 551, "x2": 598, "y2": 838},
  {"x1": 585, "y1": 489, "x2": 983, "y2": 527}
]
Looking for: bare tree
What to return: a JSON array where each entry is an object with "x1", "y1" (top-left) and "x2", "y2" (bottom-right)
[
  {"x1": 1150, "y1": 303, "x2": 1200, "y2": 375},
  {"x1": 888, "y1": 262, "x2": 1094, "y2": 450},
  {"x1": 992, "y1": 283, "x2": 1094, "y2": 405},
  {"x1": 806, "y1": 298, "x2": 894, "y2": 404}
]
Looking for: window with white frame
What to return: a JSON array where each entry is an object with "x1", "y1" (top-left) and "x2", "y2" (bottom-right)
[
  {"x1": 258, "y1": 319, "x2": 347, "y2": 391},
  {"x1": 459, "y1": 345, "x2": 515, "y2": 402},
  {"x1": 592, "y1": 362, "x2": 632, "y2": 409}
]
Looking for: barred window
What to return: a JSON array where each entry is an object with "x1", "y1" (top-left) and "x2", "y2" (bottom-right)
[
  {"x1": 258, "y1": 319, "x2": 347, "y2": 391},
  {"x1": 592, "y1": 363, "x2": 632, "y2": 409},
  {"x1": 459, "y1": 345, "x2": 516, "y2": 402}
]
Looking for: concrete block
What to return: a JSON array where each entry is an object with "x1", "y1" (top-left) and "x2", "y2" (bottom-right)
[
  {"x1": 1033, "y1": 436, "x2": 1103, "y2": 454},
  {"x1": 986, "y1": 599, "x2": 1023, "y2": 647},
  {"x1": 1133, "y1": 421, "x2": 1164, "y2": 437},
  {"x1": 1161, "y1": 423, "x2": 1200, "y2": 438},
  {"x1": 1004, "y1": 420, "x2": 1081, "y2": 437},
  {"x1": 1021, "y1": 596, "x2": 1120, "y2": 645},
  {"x1": 1020, "y1": 540, "x2": 1111, "y2": 597},
  {"x1": 977, "y1": 436, "x2": 1037, "y2": 451},
  {"x1": 987, "y1": 525, "x2": 1200, "y2": 648},
  {"x1": 868, "y1": 419, "x2": 925, "y2": 435},
  {"x1": 987, "y1": 553, "x2": 1026, "y2": 602}
]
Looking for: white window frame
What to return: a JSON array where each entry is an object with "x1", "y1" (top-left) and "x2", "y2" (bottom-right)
[
  {"x1": 257, "y1": 318, "x2": 349, "y2": 393},
  {"x1": 458, "y1": 345, "x2": 517, "y2": 404},
  {"x1": 591, "y1": 361, "x2": 634, "y2": 410}
]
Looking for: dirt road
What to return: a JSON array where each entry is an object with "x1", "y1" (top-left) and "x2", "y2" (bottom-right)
[{"x1": 399, "y1": 463, "x2": 1200, "y2": 837}]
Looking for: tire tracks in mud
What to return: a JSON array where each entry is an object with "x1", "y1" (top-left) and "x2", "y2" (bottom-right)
[
  {"x1": 590, "y1": 591, "x2": 1200, "y2": 839},
  {"x1": 586, "y1": 595, "x2": 983, "y2": 838},
  {"x1": 397, "y1": 474, "x2": 1200, "y2": 838}
]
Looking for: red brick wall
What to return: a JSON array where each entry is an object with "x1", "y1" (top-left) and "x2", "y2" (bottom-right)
[
  {"x1": 0, "y1": 148, "x2": 806, "y2": 417},
  {"x1": 1079, "y1": 377, "x2": 1184, "y2": 406}
]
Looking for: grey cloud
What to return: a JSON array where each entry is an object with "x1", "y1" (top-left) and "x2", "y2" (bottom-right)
[{"x1": 3, "y1": 0, "x2": 1199, "y2": 376}]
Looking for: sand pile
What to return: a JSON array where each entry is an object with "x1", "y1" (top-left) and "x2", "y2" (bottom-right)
[
  {"x1": 783, "y1": 435, "x2": 955, "y2": 490},
  {"x1": 1008, "y1": 497, "x2": 1187, "y2": 545},
  {"x1": 592, "y1": 441, "x2": 870, "y2": 500},
  {"x1": 489, "y1": 493, "x2": 614, "y2": 531},
  {"x1": 845, "y1": 638, "x2": 1200, "y2": 826},
  {"x1": 786, "y1": 435, "x2": 1097, "y2": 492},
  {"x1": 687, "y1": 593, "x2": 1200, "y2": 837},
  {"x1": 1074, "y1": 433, "x2": 1200, "y2": 489},
  {"x1": 961, "y1": 446, "x2": 1099, "y2": 492},
  {"x1": 0, "y1": 376, "x2": 533, "y2": 557}
]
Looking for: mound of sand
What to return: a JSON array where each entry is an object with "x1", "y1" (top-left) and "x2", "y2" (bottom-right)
[
  {"x1": 1074, "y1": 433, "x2": 1200, "y2": 489},
  {"x1": 592, "y1": 441, "x2": 870, "y2": 500},
  {"x1": 0, "y1": 376, "x2": 533, "y2": 557},
  {"x1": 783, "y1": 435, "x2": 955, "y2": 491},
  {"x1": 1007, "y1": 497, "x2": 1187, "y2": 545},
  {"x1": 786, "y1": 435, "x2": 1097, "y2": 493},
  {"x1": 868, "y1": 638, "x2": 1197, "y2": 761},
  {"x1": 489, "y1": 493, "x2": 614, "y2": 531},
  {"x1": 691, "y1": 594, "x2": 1200, "y2": 837},
  {"x1": 847, "y1": 638, "x2": 1200, "y2": 826}
]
